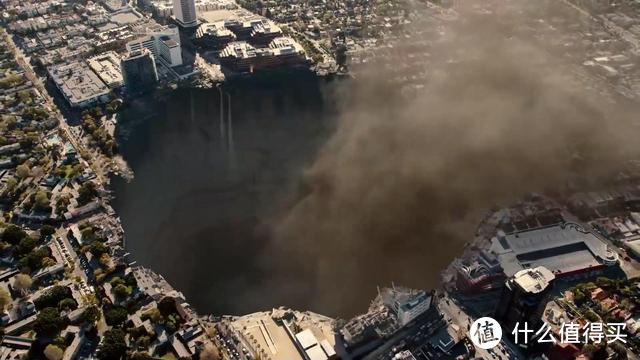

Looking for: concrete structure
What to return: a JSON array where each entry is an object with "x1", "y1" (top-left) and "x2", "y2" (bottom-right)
[
  {"x1": 223, "y1": 18, "x2": 281, "y2": 43},
  {"x1": 231, "y1": 309, "x2": 336, "y2": 360},
  {"x1": 219, "y1": 37, "x2": 307, "y2": 73},
  {"x1": 159, "y1": 36, "x2": 183, "y2": 66},
  {"x1": 87, "y1": 51, "x2": 123, "y2": 88},
  {"x1": 195, "y1": 21, "x2": 236, "y2": 49},
  {"x1": 495, "y1": 266, "x2": 555, "y2": 339},
  {"x1": 295, "y1": 329, "x2": 337, "y2": 360},
  {"x1": 454, "y1": 249, "x2": 506, "y2": 293},
  {"x1": 489, "y1": 222, "x2": 619, "y2": 278},
  {"x1": 120, "y1": 49, "x2": 159, "y2": 95},
  {"x1": 173, "y1": 0, "x2": 198, "y2": 27},
  {"x1": 126, "y1": 25, "x2": 183, "y2": 67},
  {"x1": 381, "y1": 287, "x2": 433, "y2": 326},
  {"x1": 48, "y1": 61, "x2": 111, "y2": 108}
]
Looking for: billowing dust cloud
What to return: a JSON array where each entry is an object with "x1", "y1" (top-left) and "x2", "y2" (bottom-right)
[{"x1": 263, "y1": 0, "x2": 640, "y2": 316}]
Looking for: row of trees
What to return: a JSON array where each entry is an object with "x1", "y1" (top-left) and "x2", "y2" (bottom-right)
[{"x1": 81, "y1": 106, "x2": 118, "y2": 156}]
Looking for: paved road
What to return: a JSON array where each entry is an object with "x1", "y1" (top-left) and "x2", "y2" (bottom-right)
[
  {"x1": 440, "y1": 294, "x2": 520, "y2": 360},
  {"x1": 1, "y1": 29, "x2": 107, "y2": 186}
]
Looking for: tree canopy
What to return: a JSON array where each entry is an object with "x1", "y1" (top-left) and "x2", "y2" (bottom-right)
[
  {"x1": 105, "y1": 306, "x2": 128, "y2": 327},
  {"x1": 2, "y1": 225, "x2": 27, "y2": 245},
  {"x1": 40, "y1": 225, "x2": 56, "y2": 238},
  {"x1": 35, "y1": 286, "x2": 73, "y2": 310},
  {"x1": 98, "y1": 329, "x2": 126, "y2": 360},
  {"x1": 0, "y1": 288, "x2": 11, "y2": 310},
  {"x1": 77, "y1": 181, "x2": 98, "y2": 205},
  {"x1": 43, "y1": 344, "x2": 64, "y2": 360},
  {"x1": 34, "y1": 307, "x2": 66, "y2": 336},
  {"x1": 13, "y1": 273, "x2": 32, "y2": 292}
]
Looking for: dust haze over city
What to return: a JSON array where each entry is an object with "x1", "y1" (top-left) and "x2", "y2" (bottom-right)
[
  {"x1": 8, "y1": 0, "x2": 640, "y2": 355},
  {"x1": 113, "y1": 0, "x2": 640, "y2": 318},
  {"x1": 266, "y1": 0, "x2": 640, "y2": 316}
]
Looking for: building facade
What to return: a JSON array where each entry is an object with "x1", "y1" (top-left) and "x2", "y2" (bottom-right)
[
  {"x1": 126, "y1": 25, "x2": 183, "y2": 67},
  {"x1": 120, "y1": 49, "x2": 159, "y2": 95},
  {"x1": 495, "y1": 266, "x2": 555, "y2": 334},
  {"x1": 159, "y1": 36, "x2": 183, "y2": 66},
  {"x1": 172, "y1": 0, "x2": 197, "y2": 27}
]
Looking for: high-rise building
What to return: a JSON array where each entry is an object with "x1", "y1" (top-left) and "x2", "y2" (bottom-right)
[
  {"x1": 120, "y1": 49, "x2": 159, "y2": 95},
  {"x1": 126, "y1": 25, "x2": 183, "y2": 67},
  {"x1": 173, "y1": 0, "x2": 198, "y2": 27},
  {"x1": 495, "y1": 266, "x2": 555, "y2": 334},
  {"x1": 158, "y1": 36, "x2": 183, "y2": 66}
]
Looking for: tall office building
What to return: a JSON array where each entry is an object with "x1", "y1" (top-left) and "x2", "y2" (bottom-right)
[
  {"x1": 126, "y1": 25, "x2": 183, "y2": 67},
  {"x1": 173, "y1": 0, "x2": 198, "y2": 27},
  {"x1": 495, "y1": 266, "x2": 555, "y2": 334},
  {"x1": 120, "y1": 49, "x2": 159, "y2": 95}
]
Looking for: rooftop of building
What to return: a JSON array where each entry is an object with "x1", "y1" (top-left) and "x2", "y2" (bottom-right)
[
  {"x1": 511, "y1": 266, "x2": 555, "y2": 294},
  {"x1": 124, "y1": 48, "x2": 154, "y2": 60},
  {"x1": 160, "y1": 36, "x2": 179, "y2": 47},
  {"x1": 250, "y1": 18, "x2": 281, "y2": 35},
  {"x1": 269, "y1": 36, "x2": 305, "y2": 55},
  {"x1": 48, "y1": 61, "x2": 110, "y2": 105},
  {"x1": 231, "y1": 310, "x2": 335, "y2": 360},
  {"x1": 381, "y1": 287, "x2": 431, "y2": 313},
  {"x1": 196, "y1": 21, "x2": 235, "y2": 38},
  {"x1": 87, "y1": 51, "x2": 123, "y2": 86},
  {"x1": 219, "y1": 37, "x2": 305, "y2": 59},
  {"x1": 490, "y1": 222, "x2": 618, "y2": 277}
]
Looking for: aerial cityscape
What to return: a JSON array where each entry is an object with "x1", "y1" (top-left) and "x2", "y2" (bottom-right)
[{"x1": 2, "y1": 0, "x2": 640, "y2": 359}]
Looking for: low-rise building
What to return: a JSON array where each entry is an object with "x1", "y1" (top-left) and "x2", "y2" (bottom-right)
[
  {"x1": 87, "y1": 51, "x2": 124, "y2": 88},
  {"x1": 48, "y1": 61, "x2": 111, "y2": 108},
  {"x1": 490, "y1": 222, "x2": 619, "y2": 278}
]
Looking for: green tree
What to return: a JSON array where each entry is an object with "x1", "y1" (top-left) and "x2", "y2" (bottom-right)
[
  {"x1": 83, "y1": 305, "x2": 101, "y2": 324},
  {"x1": 4, "y1": 177, "x2": 17, "y2": 192},
  {"x1": 610, "y1": 342, "x2": 628, "y2": 359},
  {"x1": 582, "y1": 344, "x2": 597, "y2": 359},
  {"x1": 130, "y1": 353, "x2": 153, "y2": 360},
  {"x1": 200, "y1": 343, "x2": 221, "y2": 360},
  {"x1": 34, "y1": 286, "x2": 72, "y2": 310},
  {"x1": 573, "y1": 289, "x2": 586, "y2": 306},
  {"x1": 158, "y1": 297, "x2": 176, "y2": 316},
  {"x1": 14, "y1": 237, "x2": 36, "y2": 257},
  {"x1": 89, "y1": 241, "x2": 108, "y2": 257},
  {"x1": 584, "y1": 309, "x2": 600, "y2": 322},
  {"x1": 105, "y1": 306, "x2": 128, "y2": 327},
  {"x1": 113, "y1": 284, "x2": 130, "y2": 299},
  {"x1": 13, "y1": 273, "x2": 32, "y2": 293},
  {"x1": 0, "y1": 288, "x2": 11, "y2": 310},
  {"x1": 596, "y1": 277, "x2": 615, "y2": 288},
  {"x1": 33, "y1": 190, "x2": 49, "y2": 211},
  {"x1": 42, "y1": 257, "x2": 56, "y2": 267},
  {"x1": 142, "y1": 308, "x2": 161, "y2": 323},
  {"x1": 15, "y1": 164, "x2": 30, "y2": 179},
  {"x1": 2, "y1": 225, "x2": 27, "y2": 245},
  {"x1": 77, "y1": 182, "x2": 98, "y2": 205},
  {"x1": 17, "y1": 247, "x2": 49, "y2": 271},
  {"x1": 34, "y1": 307, "x2": 66, "y2": 336},
  {"x1": 57, "y1": 298, "x2": 77, "y2": 311},
  {"x1": 98, "y1": 329, "x2": 126, "y2": 360},
  {"x1": 43, "y1": 344, "x2": 64, "y2": 360},
  {"x1": 40, "y1": 225, "x2": 55, "y2": 238}
]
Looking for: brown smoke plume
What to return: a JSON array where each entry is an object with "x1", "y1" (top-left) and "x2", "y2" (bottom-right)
[{"x1": 265, "y1": 0, "x2": 640, "y2": 316}]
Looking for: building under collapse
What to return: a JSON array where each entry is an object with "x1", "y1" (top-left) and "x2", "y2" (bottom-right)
[
  {"x1": 338, "y1": 286, "x2": 440, "y2": 358},
  {"x1": 218, "y1": 36, "x2": 307, "y2": 73}
]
